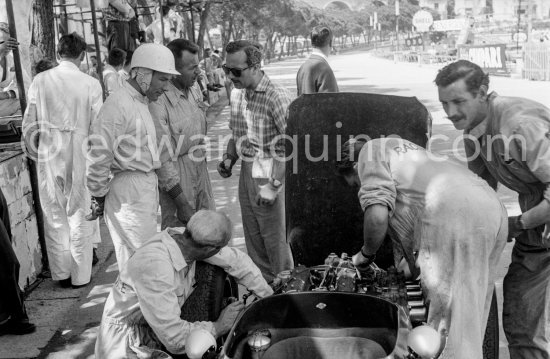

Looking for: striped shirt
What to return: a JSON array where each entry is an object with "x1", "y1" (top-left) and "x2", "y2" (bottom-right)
[{"x1": 229, "y1": 74, "x2": 293, "y2": 158}]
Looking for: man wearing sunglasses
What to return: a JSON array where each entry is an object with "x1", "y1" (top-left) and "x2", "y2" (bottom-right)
[{"x1": 217, "y1": 40, "x2": 294, "y2": 282}]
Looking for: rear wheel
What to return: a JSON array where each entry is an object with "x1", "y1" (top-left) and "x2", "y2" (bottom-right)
[
  {"x1": 482, "y1": 288, "x2": 499, "y2": 359},
  {"x1": 181, "y1": 261, "x2": 239, "y2": 322}
]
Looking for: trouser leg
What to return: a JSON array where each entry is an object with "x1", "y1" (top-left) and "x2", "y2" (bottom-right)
[
  {"x1": 239, "y1": 162, "x2": 293, "y2": 282},
  {"x1": 104, "y1": 172, "x2": 159, "y2": 271},
  {"x1": 255, "y1": 185, "x2": 293, "y2": 280},
  {"x1": 238, "y1": 164, "x2": 272, "y2": 280},
  {"x1": 66, "y1": 205, "x2": 94, "y2": 286},
  {"x1": 503, "y1": 242, "x2": 550, "y2": 359},
  {"x1": 418, "y1": 187, "x2": 507, "y2": 359}
]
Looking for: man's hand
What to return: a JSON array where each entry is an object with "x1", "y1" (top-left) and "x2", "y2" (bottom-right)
[
  {"x1": 0, "y1": 37, "x2": 18, "y2": 58},
  {"x1": 85, "y1": 196, "x2": 105, "y2": 221},
  {"x1": 217, "y1": 153, "x2": 237, "y2": 179},
  {"x1": 217, "y1": 160, "x2": 232, "y2": 178},
  {"x1": 352, "y1": 249, "x2": 376, "y2": 270},
  {"x1": 508, "y1": 215, "x2": 525, "y2": 240},
  {"x1": 255, "y1": 182, "x2": 280, "y2": 206},
  {"x1": 213, "y1": 300, "x2": 244, "y2": 337}
]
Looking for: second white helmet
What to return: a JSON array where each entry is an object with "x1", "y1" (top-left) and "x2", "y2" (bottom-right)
[{"x1": 131, "y1": 43, "x2": 179, "y2": 75}]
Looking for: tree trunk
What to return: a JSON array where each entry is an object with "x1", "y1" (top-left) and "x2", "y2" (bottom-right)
[
  {"x1": 32, "y1": 0, "x2": 56, "y2": 65},
  {"x1": 265, "y1": 29, "x2": 274, "y2": 61},
  {"x1": 196, "y1": 1, "x2": 212, "y2": 53},
  {"x1": 278, "y1": 36, "x2": 286, "y2": 60}
]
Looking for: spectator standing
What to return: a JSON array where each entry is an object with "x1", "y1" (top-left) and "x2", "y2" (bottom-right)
[
  {"x1": 217, "y1": 40, "x2": 294, "y2": 281},
  {"x1": 296, "y1": 25, "x2": 338, "y2": 96},
  {"x1": 22, "y1": 33, "x2": 102, "y2": 288},
  {"x1": 103, "y1": 48, "x2": 126, "y2": 96},
  {"x1": 102, "y1": 0, "x2": 138, "y2": 52}
]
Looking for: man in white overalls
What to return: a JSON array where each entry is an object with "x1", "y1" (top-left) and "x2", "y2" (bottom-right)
[{"x1": 87, "y1": 43, "x2": 179, "y2": 271}]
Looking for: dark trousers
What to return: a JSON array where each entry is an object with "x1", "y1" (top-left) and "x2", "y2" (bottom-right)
[
  {"x1": 106, "y1": 21, "x2": 137, "y2": 53},
  {"x1": 0, "y1": 188, "x2": 27, "y2": 324}
]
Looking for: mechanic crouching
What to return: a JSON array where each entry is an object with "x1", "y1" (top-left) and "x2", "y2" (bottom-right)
[
  {"x1": 336, "y1": 137, "x2": 507, "y2": 358},
  {"x1": 95, "y1": 210, "x2": 273, "y2": 359}
]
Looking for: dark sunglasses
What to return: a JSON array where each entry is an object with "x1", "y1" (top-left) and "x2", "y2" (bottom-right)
[{"x1": 222, "y1": 64, "x2": 254, "y2": 77}]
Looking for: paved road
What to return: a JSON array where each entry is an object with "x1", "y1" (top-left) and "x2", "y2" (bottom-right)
[{"x1": 4, "y1": 50, "x2": 549, "y2": 359}]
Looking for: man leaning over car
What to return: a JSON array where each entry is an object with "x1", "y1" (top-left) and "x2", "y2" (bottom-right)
[{"x1": 95, "y1": 210, "x2": 273, "y2": 359}]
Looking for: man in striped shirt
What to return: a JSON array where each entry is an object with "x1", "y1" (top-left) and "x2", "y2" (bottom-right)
[{"x1": 217, "y1": 40, "x2": 294, "y2": 281}]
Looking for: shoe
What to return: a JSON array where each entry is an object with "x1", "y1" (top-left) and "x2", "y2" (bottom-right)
[
  {"x1": 0, "y1": 319, "x2": 36, "y2": 336},
  {"x1": 72, "y1": 282, "x2": 90, "y2": 289},
  {"x1": 92, "y1": 248, "x2": 99, "y2": 266},
  {"x1": 59, "y1": 278, "x2": 72, "y2": 288}
]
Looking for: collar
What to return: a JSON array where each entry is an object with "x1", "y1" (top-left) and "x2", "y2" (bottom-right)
[
  {"x1": 164, "y1": 81, "x2": 189, "y2": 106},
  {"x1": 310, "y1": 48, "x2": 328, "y2": 62},
  {"x1": 466, "y1": 92, "x2": 498, "y2": 138},
  {"x1": 103, "y1": 64, "x2": 117, "y2": 73},
  {"x1": 163, "y1": 227, "x2": 188, "y2": 272},
  {"x1": 123, "y1": 80, "x2": 149, "y2": 104},
  {"x1": 58, "y1": 60, "x2": 80, "y2": 71},
  {"x1": 250, "y1": 73, "x2": 270, "y2": 94},
  {"x1": 467, "y1": 118, "x2": 488, "y2": 139}
]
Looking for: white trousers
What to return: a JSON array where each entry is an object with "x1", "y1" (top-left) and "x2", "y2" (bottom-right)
[
  {"x1": 38, "y1": 132, "x2": 100, "y2": 286},
  {"x1": 104, "y1": 171, "x2": 159, "y2": 271}
]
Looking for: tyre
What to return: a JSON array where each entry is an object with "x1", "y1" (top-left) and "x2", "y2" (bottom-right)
[
  {"x1": 482, "y1": 288, "x2": 499, "y2": 359},
  {"x1": 180, "y1": 261, "x2": 239, "y2": 322}
]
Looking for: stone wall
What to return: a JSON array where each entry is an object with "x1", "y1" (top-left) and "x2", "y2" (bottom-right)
[{"x1": 0, "y1": 151, "x2": 41, "y2": 290}]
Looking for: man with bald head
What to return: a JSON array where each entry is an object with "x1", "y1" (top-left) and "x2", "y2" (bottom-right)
[{"x1": 95, "y1": 210, "x2": 273, "y2": 359}]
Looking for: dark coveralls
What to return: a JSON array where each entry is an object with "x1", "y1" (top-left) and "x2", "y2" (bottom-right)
[
  {"x1": 464, "y1": 93, "x2": 550, "y2": 358},
  {"x1": 0, "y1": 188, "x2": 28, "y2": 325}
]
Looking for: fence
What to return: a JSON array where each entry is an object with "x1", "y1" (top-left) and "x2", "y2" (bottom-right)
[
  {"x1": 390, "y1": 51, "x2": 457, "y2": 67},
  {"x1": 523, "y1": 43, "x2": 550, "y2": 81}
]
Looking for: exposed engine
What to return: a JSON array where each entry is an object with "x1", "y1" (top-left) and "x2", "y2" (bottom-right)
[{"x1": 271, "y1": 252, "x2": 429, "y2": 325}]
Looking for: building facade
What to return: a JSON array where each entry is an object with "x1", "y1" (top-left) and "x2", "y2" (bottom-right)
[{"x1": 420, "y1": 0, "x2": 549, "y2": 20}]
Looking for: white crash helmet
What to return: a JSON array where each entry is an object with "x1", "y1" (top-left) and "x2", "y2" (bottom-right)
[
  {"x1": 407, "y1": 325, "x2": 441, "y2": 358},
  {"x1": 186, "y1": 328, "x2": 217, "y2": 359},
  {"x1": 131, "y1": 43, "x2": 179, "y2": 75}
]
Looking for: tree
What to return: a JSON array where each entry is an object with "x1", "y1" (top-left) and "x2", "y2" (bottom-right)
[{"x1": 31, "y1": 0, "x2": 56, "y2": 65}]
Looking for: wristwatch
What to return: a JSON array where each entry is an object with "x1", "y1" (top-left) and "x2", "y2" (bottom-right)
[{"x1": 360, "y1": 248, "x2": 377, "y2": 264}]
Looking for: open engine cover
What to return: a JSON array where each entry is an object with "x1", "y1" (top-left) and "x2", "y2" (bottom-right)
[{"x1": 285, "y1": 93, "x2": 431, "y2": 266}]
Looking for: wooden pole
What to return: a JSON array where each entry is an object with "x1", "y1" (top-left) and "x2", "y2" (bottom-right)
[
  {"x1": 89, "y1": 0, "x2": 106, "y2": 100},
  {"x1": 6, "y1": 0, "x2": 49, "y2": 272},
  {"x1": 159, "y1": 0, "x2": 166, "y2": 44},
  {"x1": 5, "y1": 0, "x2": 27, "y2": 111}
]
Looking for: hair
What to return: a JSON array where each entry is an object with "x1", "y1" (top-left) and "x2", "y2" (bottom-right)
[
  {"x1": 434, "y1": 60, "x2": 490, "y2": 95},
  {"x1": 108, "y1": 48, "x2": 126, "y2": 67},
  {"x1": 335, "y1": 138, "x2": 368, "y2": 176},
  {"x1": 57, "y1": 33, "x2": 87, "y2": 59},
  {"x1": 225, "y1": 40, "x2": 263, "y2": 67},
  {"x1": 311, "y1": 25, "x2": 332, "y2": 48},
  {"x1": 167, "y1": 39, "x2": 199, "y2": 63},
  {"x1": 186, "y1": 210, "x2": 232, "y2": 247},
  {"x1": 34, "y1": 58, "x2": 57, "y2": 74},
  {"x1": 124, "y1": 50, "x2": 133, "y2": 67},
  {"x1": 90, "y1": 55, "x2": 97, "y2": 60}
]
